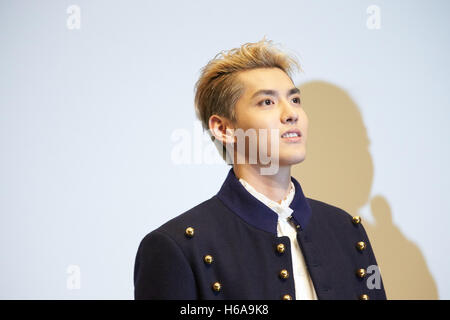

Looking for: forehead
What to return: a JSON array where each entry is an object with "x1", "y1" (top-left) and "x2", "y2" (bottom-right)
[{"x1": 237, "y1": 67, "x2": 294, "y2": 95}]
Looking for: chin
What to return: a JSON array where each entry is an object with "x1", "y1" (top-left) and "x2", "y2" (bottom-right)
[{"x1": 278, "y1": 151, "x2": 306, "y2": 166}]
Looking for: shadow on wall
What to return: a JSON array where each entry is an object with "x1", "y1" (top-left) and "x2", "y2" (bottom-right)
[{"x1": 292, "y1": 81, "x2": 438, "y2": 300}]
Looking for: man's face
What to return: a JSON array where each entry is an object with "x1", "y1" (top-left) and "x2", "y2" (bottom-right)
[{"x1": 232, "y1": 67, "x2": 308, "y2": 167}]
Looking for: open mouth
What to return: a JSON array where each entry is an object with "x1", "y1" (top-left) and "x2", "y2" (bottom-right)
[
  {"x1": 281, "y1": 130, "x2": 302, "y2": 142},
  {"x1": 281, "y1": 132, "x2": 300, "y2": 138}
]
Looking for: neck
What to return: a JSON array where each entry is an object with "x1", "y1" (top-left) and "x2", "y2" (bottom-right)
[{"x1": 233, "y1": 164, "x2": 292, "y2": 204}]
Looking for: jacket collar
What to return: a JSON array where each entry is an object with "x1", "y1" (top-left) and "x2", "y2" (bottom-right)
[{"x1": 216, "y1": 167, "x2": 312, "y2": 235}]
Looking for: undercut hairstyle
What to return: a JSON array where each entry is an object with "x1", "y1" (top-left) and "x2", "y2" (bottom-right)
[{"x1": 194, "y1": 38, "x2": 302, "y2": 162}]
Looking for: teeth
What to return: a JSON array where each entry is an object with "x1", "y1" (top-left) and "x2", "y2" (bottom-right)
[{"x1": 282, "y1": 132, "x2": 299, "y2": 138}]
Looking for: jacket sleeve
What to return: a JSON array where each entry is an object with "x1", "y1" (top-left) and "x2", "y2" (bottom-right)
[{"x1": 134, "y1": 230, "x2": 198, "y2": 300}]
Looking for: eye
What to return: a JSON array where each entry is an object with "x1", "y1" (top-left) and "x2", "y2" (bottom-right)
[
  {"x1": 258, "y1": 99, "x2": 274, "y2": 106},
  {"x1": 292, "y1": 97, "x2": 301, "y2": 104}
]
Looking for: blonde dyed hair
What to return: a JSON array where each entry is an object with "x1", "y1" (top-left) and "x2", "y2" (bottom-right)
[{"x1": 194, "y1": 38, "x2": 301, "y2": 161}]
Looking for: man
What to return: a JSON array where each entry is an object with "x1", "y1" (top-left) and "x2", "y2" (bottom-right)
[{"x1": 134, "y1": 39, "x2": 387, "y2": 300}]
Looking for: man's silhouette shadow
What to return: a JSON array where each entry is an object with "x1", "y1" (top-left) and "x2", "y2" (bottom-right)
[{"x1": 292, "y1": 81, "x2": 438, "y2": 299}]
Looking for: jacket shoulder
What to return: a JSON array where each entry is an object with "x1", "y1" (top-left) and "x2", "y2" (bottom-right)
[
  {"x1": 306, "y1": 197, "x2": 355, "y2": 225},
  {"x1": 162, "y1": 195, "x2": 223, "y2": 224},
  {"x1": 149, "y1": 196, "x2": 229, "y2": 243}
]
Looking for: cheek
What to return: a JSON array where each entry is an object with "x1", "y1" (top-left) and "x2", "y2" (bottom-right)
[
  {"x1": 241, "y1": 117, "x2": 278, "y2": 141},
  {"x1": 250, "y1": 114, "x2": 276, "y2": 130}
]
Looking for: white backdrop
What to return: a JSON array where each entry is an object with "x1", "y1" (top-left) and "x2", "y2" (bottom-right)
[{"x1": 1, "y1": 0, "x2": 449, "y2": 299}]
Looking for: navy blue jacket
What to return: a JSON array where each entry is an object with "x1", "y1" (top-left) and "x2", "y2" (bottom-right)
[{"x1": 134, "y1": 168, "x2": 387, "y2": 300}]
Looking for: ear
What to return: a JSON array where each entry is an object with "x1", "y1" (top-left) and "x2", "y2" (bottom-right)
[{"x1": 208, "y1": 115, "x2": 236, "y2": 145}]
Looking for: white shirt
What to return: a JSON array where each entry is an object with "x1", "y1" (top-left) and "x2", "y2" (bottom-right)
[{"x1": 239, "y1": 178, "x2": 318, "y2": 300}]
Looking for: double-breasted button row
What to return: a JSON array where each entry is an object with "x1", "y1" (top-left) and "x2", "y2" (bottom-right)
[
  {"x1": 352, "y1": 218, "x2": 369, "y2": 300},
  {"x1": 276, "y1": 244, "x2": 291, "y2": 299},
  {"x1": 351, "y1": 217, "x2": 366, "y2": 251},
  {"x1": 184, "y1": 226, "x2": 221, "y2": 293},
  {"x1": 204, "y1": 254, "x2": 218, "y2": 291}
]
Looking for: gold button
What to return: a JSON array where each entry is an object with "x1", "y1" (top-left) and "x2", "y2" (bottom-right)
[
  {"x1": 185, "y1": 227, "x2": 194, "y2": 237},
  {"x1": 356, "y1": 268, "x2": 366, "y2": 278},
  {"x1": 212, "y1": 282, "x2": 221, "y2": 292},
  {"x1": 279, "y1": 269, "x2": 289, "y2": 279},
  {"x1": 352, "y1": 216, "x2": 362, "y2": 225},
  {"x1": 356, "y1": 241, "x2": 366, "y2": 251},
  {"x1": 276, "y1": 243, "x2": 285, "y2": 254},
  {"x1": 282, "y1": 294, "x2": 292, "y2": 300},
  {"x1": 204, "y1": 255, "x2": 213, "y2": 264},
  {"x1": 359, "y1": 294, "x2": 369, "y2": 300}
]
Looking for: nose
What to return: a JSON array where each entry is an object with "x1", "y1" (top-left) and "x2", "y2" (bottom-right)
[{"x1": 281, "y1": 101, "x2": 299, "y2": 124}]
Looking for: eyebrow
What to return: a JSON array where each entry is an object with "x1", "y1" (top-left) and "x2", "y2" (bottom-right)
[{"x1": 251, "y1": 87, "x2": 300, "y2": 99}]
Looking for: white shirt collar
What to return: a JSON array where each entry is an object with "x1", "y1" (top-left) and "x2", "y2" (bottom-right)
[{"x1": 238, "y1": 178, "x2": 295, "y2": 220}]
